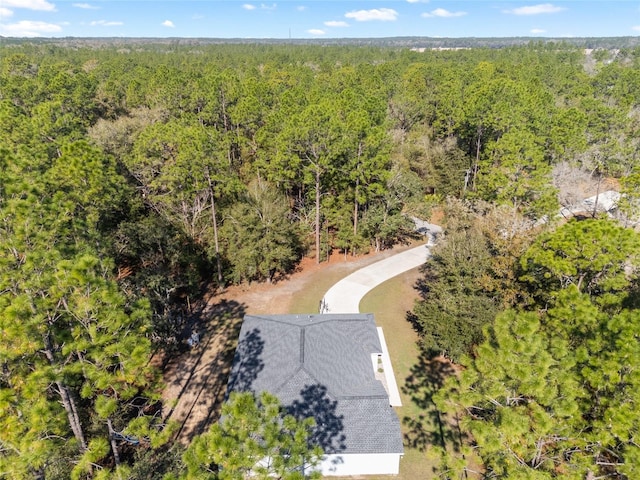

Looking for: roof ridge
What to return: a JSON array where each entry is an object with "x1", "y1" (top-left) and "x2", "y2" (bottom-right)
[
  {"x1": 242, "y1": 314, "x2": 273, "y2": 323},
  {"x1": 316, "y1": 317, "x2": 372, "y2": 323},
  {"x1": 245, "y1": 314, "x2": 303, "y2": 325},
  {"x1": 272, "y1": 364, "x2": 303, "y2": 395},
  {"x1": 272, "y1": 363, "x2": 340, "y2": 401},
  {"x1": 244, "y1": 314, "x2": 374, "y2": 324},
  {"x1": 334, "y1": 394, "x2": 391, "y2": 400},
  {"x1": 299, "y1": 366, "x2": 337, "y2": 400}
]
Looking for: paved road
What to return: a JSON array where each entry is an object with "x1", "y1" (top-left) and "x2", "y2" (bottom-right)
[
  {"x1": 321, "y1": 243, "x2": 432, "y2": 314},
  {"x1": 320, "y1": 240, "x2": 434, "y2": 407}
]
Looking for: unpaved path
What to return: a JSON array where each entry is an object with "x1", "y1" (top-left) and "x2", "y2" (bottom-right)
[{"x1": 161, "y1": 243, "x2": 424, "y2": 443}]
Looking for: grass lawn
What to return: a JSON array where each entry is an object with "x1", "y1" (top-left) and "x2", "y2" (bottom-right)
[
  {"x1": 360, "y1": 268, "x2": 441, "y2": 480},
  {"x1": 361, "y1": 269, "x2": 480, "y2": 480},
  {"x1": 287, "y1": 254, "x2": 467, "y2": 479},
  {"x1": 287, "y1": 269, "x2": 353, "y2": 314},
  {"x1": 286, "y1": 246, "x2": 420, "y2": 315}
]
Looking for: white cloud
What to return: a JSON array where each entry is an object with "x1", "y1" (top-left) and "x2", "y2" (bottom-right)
[
  {"x1": 3, "y1": 0, "x2": 55, "y2": 11},
  {"x1": 407, "y1": 0, "x2": 429, "y2": 3},
  {"x1": 90, "y1": 20, "x2": 123, "y2": 26},
  {"x1": 162, "y1": 20, "x2": 174, "y2": 28},
  {"x1": 296, "y1": 6, "x2": 306, "y2": 11},
  {"x1": 504, "y1": 4, "x2": 565, "y2": 15},
  {"x1": 0, "y1": 19, "x2": 61, "y2": 36},
  {"x1": 0, "y1": 7, "x2": 14, "y2": 17},
  {"x1": 308, "y1": 28, "x2": 325, "y2": 35},
  {"x1": 345, "y1": 8, "x2": 398, "y2": 22},
  {"x1": 324, "y1": 20, "x2": 348, "y2": 27},
  {"x1": 531, "y1": 28, "x2": 546, "y2": 33},
  {"x1": 242, "y1": 4, "x2": 256, "y2": 10},
  {"x1": 633, "y1": 25, "x2": 640, "y2": 32},
  {"x1": 260, "y1": 3, "x2": 276, "y2": 10},
  {"x1": 422, "y1": 8, "x2": 467, "y2": 18},
  {"x1": 73, "y1": 3, "x2": 100, "y2": 9}
]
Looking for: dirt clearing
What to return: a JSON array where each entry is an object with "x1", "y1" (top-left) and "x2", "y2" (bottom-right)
[{"x1": 161, "y1": 244, "x2": 421, "y2": 443}]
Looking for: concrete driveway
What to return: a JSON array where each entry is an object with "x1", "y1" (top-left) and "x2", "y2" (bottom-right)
[
  {"x1": 320, "y1": 242, "x2": 433, "y2": 407},
  {"x1": 321, "y1": 243, "x2": 432, "y2": 314}
]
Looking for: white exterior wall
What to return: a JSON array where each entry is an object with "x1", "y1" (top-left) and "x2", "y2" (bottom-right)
[{"x1": 318, "y1": 453, "x2": 402, "y2": 476}]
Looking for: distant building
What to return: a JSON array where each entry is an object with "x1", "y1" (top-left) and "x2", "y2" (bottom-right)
[
  {"x1": 226, "y1": 313, "x2": 404, "y2": 476},
  {"x1": 411, "y1": 217, "x2": 443, "y2": 245},
  {"x1": 560, "y1": 190, "x2": 621, "y2": 219}
]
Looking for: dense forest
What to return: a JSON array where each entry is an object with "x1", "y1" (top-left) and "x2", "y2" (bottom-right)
[{"x1": 1, "y1": 39, "x2": 639, "y2": 479}]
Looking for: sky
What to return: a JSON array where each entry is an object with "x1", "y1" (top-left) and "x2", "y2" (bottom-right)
[{"x1": 0, "y1": 0, "x2": 639, "y2": 39}]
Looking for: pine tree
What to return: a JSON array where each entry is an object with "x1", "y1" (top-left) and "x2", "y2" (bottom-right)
[
  {"x1": 0, "y1": 144, "x2": 173, "y2": 478},
  {"x1": 182, "y1": 392, "x2": 323, "y2": 480},
  {"x1": 520, "y1": 218, "x2": 640, "y2": 306},
  {"x1": 435, "y1": 288, "x2": 640, "y2": 479}
]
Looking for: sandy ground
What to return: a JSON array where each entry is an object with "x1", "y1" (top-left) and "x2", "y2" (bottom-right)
[{"x1": 160, "y1": 244, "x2": 420, "y2": 443}]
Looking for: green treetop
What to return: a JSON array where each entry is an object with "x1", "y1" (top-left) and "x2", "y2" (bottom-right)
[
  {"x1": 182, "y1": 391, "x2": 323, "y2": 480},
  {"x1": 436, "y1": 291, "x2": 640, "y2": 479},
  {"x1": 520, "y1": 218, "x2": 640, "y2": 307}
]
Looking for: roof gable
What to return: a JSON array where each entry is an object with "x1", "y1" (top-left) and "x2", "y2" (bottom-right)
[{"x1": 226, "y1": 313, "x2": 404, "y2": 455}]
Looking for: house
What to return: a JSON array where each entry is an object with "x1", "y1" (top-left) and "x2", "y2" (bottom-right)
[
  {"x1": 559, "y1": 190, "x2": 622, "y2": 219},
  {"x1": 226, "y1": 313, "x2": 404, "y2": 476}
]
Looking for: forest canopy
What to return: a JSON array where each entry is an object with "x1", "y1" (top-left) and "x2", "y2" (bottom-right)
[{"x1": 1, "y1": 39, "x2": 639, "y2": 478}]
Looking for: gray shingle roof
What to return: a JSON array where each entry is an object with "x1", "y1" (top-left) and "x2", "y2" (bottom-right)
[{"x1": 226, "y1": 313, "x2": 404, "y2": 455}]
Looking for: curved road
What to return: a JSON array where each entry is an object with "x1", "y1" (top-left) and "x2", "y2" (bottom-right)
[
  {"x1": 320, "y1": 239, "x2": 435, "y2": 407},
  {"x1": 321, "y1": 243, "x2": 432, "y2": 314}
]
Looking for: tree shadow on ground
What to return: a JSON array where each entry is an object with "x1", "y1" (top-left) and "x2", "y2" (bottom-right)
[
  {"x1": 287, "y1": 384, "x2": 346, "y2": 454},
  {"x1": 160, "y1": 298, "x2": 247, "y2": 442},
  {"x1": 224, "y1": 327, "x2": 264, "y2": 395},
  {"x1": 402, "y1": 346, "x2": 468, "y2": 454},
  {"x1": 405, "y1": 263, "x2": 436, "y2": 335}
]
